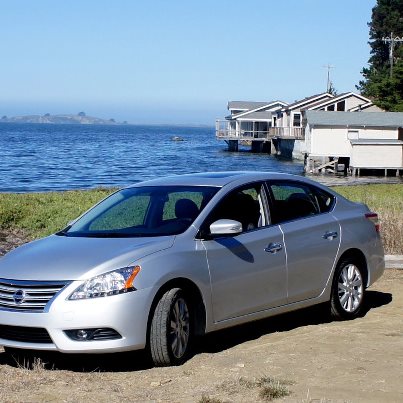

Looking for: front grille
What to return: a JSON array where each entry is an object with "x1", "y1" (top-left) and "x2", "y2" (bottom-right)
[
  {"x1": 0, "y1": 325, "x2": 52, "y2": 343},
  {"x1": 0, "y1": 278, "x2": 68, "y2": 312}
]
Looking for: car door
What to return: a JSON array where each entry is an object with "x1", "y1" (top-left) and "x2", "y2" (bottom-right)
[
  {"x1": 266, "y1": 180, "x2": 340, "y2": 303},
  {"x1": 200, "y1": 182, "x2": 287, "y2": 323}
]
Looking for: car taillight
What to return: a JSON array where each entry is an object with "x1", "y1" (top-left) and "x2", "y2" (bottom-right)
[{"x1": 365, "y1": 212, "x2": 380, "y2": 233}]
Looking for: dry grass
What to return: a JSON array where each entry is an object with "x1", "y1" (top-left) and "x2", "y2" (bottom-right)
[
  {"x1": 256, "y1": 377, "x2": 292, "y2": 401},
  {"x1": 335, "y1": 184, "x2": 403, "y2": 254},
  {"x1": 215, "y1": 376, "x2": 293, "y2": 401},
  {"x1": 198, "y1": 395, "x2": 224, "y2": 403}
]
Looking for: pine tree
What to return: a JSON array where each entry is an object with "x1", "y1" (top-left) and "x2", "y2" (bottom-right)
[{"x1": 357, "y1": 0, "x2": 403, "y2": 111}]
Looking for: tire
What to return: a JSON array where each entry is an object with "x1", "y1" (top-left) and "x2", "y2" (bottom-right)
[
  {"x1": 150, "y1": 288, "x2": 192, "y2": 366},
  {"x1": 330, "y1": 258, "x2": 365, "y2": 320}
]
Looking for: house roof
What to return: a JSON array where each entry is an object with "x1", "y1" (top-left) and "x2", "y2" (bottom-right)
[
  {"x1": 349, "y1": 102, "x2": 377, "y2": 112},
  {"x1": 228, "y1": 101, "x2": 270, "y2": 110},
  {"x1": 228, "y1": 100, "x2": 287, "y2": 119},
  {"x1": 305, "y1": 111, "x2": 403, "y2": 128},
  {"x1": 304, "y1": 92, "x2": 372, "y2": 111},
  {"x1": 237, "y1": 111, "x2": 272, "y2": 120},
  {"x1": 283, "y1": 93, "x2": 333, "y2": 111}
]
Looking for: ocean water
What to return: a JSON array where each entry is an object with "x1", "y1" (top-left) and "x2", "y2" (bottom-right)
[{"x1": 0, "y1": 123, "x2": 304, "y2": 192}]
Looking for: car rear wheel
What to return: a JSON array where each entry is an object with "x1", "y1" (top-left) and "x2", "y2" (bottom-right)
[
  {"x1": 331, "y1": 258, "x2": 365, "y2": 320},
  {"x1": 150, "y1": 288, "x2": 192, "y2": 366}
]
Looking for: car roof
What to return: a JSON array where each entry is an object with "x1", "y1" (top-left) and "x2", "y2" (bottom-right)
[{"x1": 127, "y1": 171, "x2": 321, "y2": 188}]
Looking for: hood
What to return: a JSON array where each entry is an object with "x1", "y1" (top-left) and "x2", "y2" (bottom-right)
[{"x1": 0, "y1": 234, "x2": 175, "y2": 281}]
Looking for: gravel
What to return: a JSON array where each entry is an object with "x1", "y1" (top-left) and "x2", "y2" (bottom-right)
[{"x1": 0, "y1": 229, "x2": 31, "y2": 257}]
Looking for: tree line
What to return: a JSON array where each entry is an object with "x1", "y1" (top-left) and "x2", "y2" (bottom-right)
[{"x1": 357, "y1": 0, "x2": 403, "y2": 111}]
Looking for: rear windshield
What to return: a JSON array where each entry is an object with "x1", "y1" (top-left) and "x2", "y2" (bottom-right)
[{"x1": 61, "y1": 186, "x2": 218, "y2": 237}]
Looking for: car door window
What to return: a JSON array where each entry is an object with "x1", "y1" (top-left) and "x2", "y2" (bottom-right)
[
  {"x1": 204, "y1": 183, "x2": 268, "y2": 233},
  {"x1": 268, "y1": 182, "x2": 321, "y2": 224}
]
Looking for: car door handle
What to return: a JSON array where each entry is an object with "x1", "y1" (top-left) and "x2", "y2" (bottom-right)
[
  {"x1": 264, "y1": 242, "x2": 283, "y2": 253},
  {"x1": 323, "y1": 231, "x2": 338, "y2": 240}
]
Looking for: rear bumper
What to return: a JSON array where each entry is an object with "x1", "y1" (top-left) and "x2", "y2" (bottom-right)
[
  {"x1": 368, "y1": 253, "x2": 385, "y2": 287},
  {"x1": 0, "y1": 284, "x2": 156, "y2": 353}
]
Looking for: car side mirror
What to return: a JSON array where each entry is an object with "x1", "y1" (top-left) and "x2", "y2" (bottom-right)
[{"x1": 209, "y1": 219, "x2": 242, "y2": 236}]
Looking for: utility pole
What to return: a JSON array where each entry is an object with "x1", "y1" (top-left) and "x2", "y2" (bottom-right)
[
  {"x1": 323, "y1": 64, "x2": 334, "y2": 93},
  {"x1": 382, "y1": 32, "x2": 403, "y2": 77}
]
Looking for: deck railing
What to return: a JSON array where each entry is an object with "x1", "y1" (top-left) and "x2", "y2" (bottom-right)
[{"x1": 215, "y1": 120, "x2": 304, "y2": 140}]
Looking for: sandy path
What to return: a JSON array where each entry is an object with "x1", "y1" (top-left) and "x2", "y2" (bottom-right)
[{"x1": 0, "y1": 270, "x2": 401, "y2": 402}]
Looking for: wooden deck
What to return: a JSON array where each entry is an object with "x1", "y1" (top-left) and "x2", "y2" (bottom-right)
[{"x1": 216, "y1": 128, "x2": 304, "y2": 141}]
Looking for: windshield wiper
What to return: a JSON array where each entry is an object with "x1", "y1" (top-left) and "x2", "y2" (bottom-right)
[
  {"x1": 55, "y1": 226, "x2": 72, "y2": 236},
  {"x1": 64, "y1": 232, "x2": 150, "y2": 238}
]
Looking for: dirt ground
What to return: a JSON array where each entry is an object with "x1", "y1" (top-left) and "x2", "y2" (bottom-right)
[{"x1": 0, "y1": 270, "x2": 400, "y2": 402}]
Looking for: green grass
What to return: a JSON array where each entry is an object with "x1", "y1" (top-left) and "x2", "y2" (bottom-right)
[
  {"x1": 0, "y1": 188, "x2": 115, "y2": 239},
  {"x1": 0, "y1": 184, "x2": 401, "y2": 254}
]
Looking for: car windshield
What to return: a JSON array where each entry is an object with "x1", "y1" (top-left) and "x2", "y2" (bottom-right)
[{"x1": 61, "y1": 186, "x2": 219, "y2": 238}]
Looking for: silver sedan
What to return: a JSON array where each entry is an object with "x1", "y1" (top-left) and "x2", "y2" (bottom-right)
[{"x1": 0, "y1": 172, "x2": 384, "y2": 366}]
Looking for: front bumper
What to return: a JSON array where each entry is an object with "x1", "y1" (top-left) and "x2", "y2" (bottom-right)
[{"x1": 0, "y1": 283, "x2": 156, "y2": 353}]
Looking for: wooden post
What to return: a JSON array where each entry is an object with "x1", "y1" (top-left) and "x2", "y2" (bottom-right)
[{"x1": 228, "y1": 140, "x2": 238, "y2": 152}]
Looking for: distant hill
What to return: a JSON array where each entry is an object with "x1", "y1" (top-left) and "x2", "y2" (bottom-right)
[{"x1": 0, "y1": 112, "x2": 128, "y2": 125}]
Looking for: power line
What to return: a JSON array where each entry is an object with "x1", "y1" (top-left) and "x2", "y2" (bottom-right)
[
  {"x1": 382, "y1": 32, "x2": 403, "y2": 77},
  {"x1": 323, "y1": 64, "x2": 335, "y2": 93}
]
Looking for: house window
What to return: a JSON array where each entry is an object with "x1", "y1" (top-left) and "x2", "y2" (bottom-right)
[
  {"x1": 327, "y1": 104, "x2": 335, "y2": 111},
  {"x1": 293, "y1": 113, "x2": 301, "y2": 127},
  {"x1": 337, "y1": 101, "x2": 345, "y2": 111}
]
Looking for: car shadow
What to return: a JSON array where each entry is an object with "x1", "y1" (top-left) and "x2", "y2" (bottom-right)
[
  {"x1": 0, "y1": 348, "x2": 154, "y2": 372},
  {"x1": 360, "y1": 290, "x2": 392, "y2": 315},
  {"x1": 198, "y1": 290, "x2": 392, "y2": 354},
  {"x1": 0, "y1": 290, "x2": 392, "y2": 372}
]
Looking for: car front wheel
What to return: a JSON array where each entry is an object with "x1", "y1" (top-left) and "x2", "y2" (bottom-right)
[
  {"x1": 330, "y1": 258, "x2": 365, "y2": 320},
  {"x1": 150, "y1": 288, "x2": 192, "y2": 366}
]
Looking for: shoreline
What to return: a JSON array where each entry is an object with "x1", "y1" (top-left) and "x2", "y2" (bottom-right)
[
  {"x1": 0, "y1": 175, "x2": 401, "y2": 194},
  {"x1": 310, "y1": 174, "x2": 403, "y2": 187}
]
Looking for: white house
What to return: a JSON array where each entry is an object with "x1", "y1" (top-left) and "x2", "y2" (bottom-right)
[
  {"x1": 304, "y1": 111, "x2": 403, "y2": 175},
  {"x1": 215, "y1": 92, "x2": 396, "y2": 172},
  {"x1": 216, "y1": 92, "x2": 378, "y2": 143},
  {"x1": 276, "y1": 91, "x2": 379, "y2": 132},
  {"x1": 216, "y1": 100, "x2": 288, "y2": 140}
]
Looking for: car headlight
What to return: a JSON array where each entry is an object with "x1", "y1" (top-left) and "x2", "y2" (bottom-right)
[{"x1": 69, "y1": 266, "x2": 141, "y2": 300}]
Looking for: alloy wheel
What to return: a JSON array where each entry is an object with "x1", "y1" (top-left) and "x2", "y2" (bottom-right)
[
  {"x1": 169, "y1": 297, "x2": 190, "y2": 359},
  {"x1": 337, "y1": 264, "x2": 363, "y2": 312}
]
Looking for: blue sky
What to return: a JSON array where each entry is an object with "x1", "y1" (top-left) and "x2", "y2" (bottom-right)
[{"x1": 0, "y1": 0, "x2": 375, "y2": 124}]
